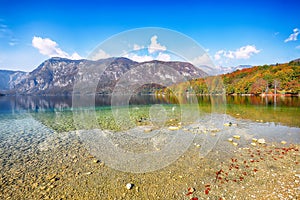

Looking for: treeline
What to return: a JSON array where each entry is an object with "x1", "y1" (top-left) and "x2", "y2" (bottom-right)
[{"x1": 157, "y1": 60, "x2": 300, "y2": 95}]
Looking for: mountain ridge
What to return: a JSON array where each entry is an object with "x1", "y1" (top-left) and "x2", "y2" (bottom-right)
[{"x1": 0, "y1": 57, "x2": 207, "y2": 95}]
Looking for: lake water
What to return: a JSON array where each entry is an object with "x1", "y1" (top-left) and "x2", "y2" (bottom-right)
[
  {"x1": 0, "y1": 95, "x2": 299, "y2": 127},
  {"x1": 0, "y1": 95, "x2": 299, "y2": 199}
]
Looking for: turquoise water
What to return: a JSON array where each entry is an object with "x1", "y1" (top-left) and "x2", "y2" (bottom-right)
[{"x1": 0, "y1": 95, "x2": 299, "y2": 150}]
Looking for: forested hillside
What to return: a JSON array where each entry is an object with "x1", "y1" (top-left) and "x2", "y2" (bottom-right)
[{"x1": 158, "y1": 60, "x2": 300, "y2": 95}]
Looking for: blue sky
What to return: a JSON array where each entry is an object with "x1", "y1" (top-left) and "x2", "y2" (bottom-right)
[{"x1": 0, "y1": 0, "x2": 299, "y2": 72}]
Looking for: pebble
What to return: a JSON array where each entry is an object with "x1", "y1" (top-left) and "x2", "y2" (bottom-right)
[
  {"x1": 252, "y1": 138, "x2": 258, "y2": 142},
  {"x1": 93, "y1": 159, "x2": 100, "y2": 163},
  {"x1": 228, "y1": 138, "x2": 233, "y2": 142},
  {"x1": 224, "y1": 122, "x2": 237, "y2": 126},
  {"x1": 232, "y1": 142, "x2": 238, "y2": 146},
  {"x1": 233, "y1": 135, "x2": 241, "y2": 139},
  {"x1": 31, "y1": 182, "x2": 39, "y2": 189},
  {"x1": 46, "y1": 174, "x2": 57, "y2": 180},
  {"x1": 168, "y1": 126, "x2": 179, "y2": 131},
  {"x1": 281, "y1": 141, "x2": 287, "y2": 144},
  {"x1": 126, "y1": 183, "x2": 133, "y2": 190},
  {"x1": 144, "y1": 128, "x2": 152, "y2": 133},
  {"x1": 257, "y1": 138, "x2": 266, "y2": 144},
  {"x1": 40, "y1": 186, "x2": 46, "y2": 190},
  {"x1": 224, "y1": 123, "x2": 232, "y2": 127},
  {"x1": 251, "y1": 142, "x2": 257, "y2": 146}
]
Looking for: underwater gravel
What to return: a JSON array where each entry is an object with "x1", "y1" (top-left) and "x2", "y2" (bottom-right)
[{"x1": 0, "y1": 113, "x2": 299, "y2": 199}]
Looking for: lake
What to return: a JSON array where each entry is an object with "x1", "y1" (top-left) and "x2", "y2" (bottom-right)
[{"x1": 0, "y1": 95, "x2": 299, "y2": 199}]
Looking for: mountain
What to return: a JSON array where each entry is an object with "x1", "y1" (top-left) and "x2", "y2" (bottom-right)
[
  {"x1": 4, "y1": 57, "x2": 207, "y2": 95},
  {"x1": 0, "y1": 70, "x2": 26, "y2": 91},
  {"x1": 291, "y1": 58, "x2": 300, "y2": 63},
  {"x1": 214, "y1": 65, "x2": 252, "y2": 75}
]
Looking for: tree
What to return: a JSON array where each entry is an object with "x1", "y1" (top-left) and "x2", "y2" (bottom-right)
[{"x1": 250, "y1": 78, "x2": 267, "y2": 94}]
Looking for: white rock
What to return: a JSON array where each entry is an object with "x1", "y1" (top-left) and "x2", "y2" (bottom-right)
[
  {"x1": 257, "y1": 138, "x2": 266, "y2": 144},
  {"x1": 251, "y1": 142, "x2": 257, "y2": 146},
  {"x1": 168, "y1": 126, "x2": 179, "y2": 131},
  {"x1": 126, "y1": 183, "x2": 133, "y2": 190}
]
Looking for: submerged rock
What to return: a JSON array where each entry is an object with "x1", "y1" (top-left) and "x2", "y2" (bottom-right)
[
  {"x1": 251, "y1": 142, "x2": 257, "y2": 146},
  {"x1": 257, "y1": 138, "x2": 266, "y2": 144},
  {"x1": 126, "y1": 183, "x2": 133, "y2": 190},
  {"x1": 168, "y1": 126, "x2": 179, "y2": 131},
  {"x1": 232, "y1": 142, "x2": 239, "y2": 146},
  {"x1": 233, "y1": 135, "x2": 241, "y2": 139},
  {"x1": 144, "y1": 128, "x2": 152, "y2": 133}
]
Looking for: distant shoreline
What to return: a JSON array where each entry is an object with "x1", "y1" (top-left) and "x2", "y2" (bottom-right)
[{"x1": 1, "y1": 93, "x2": 299, "y2": 97}]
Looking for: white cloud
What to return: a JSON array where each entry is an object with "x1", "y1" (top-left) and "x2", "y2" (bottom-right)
[
  {"x1": 234, "y1": 45, "x2": 260, "y2": 59},
  {"x1": 90, "y1": 49, "x2": 111, "y2": 60},
  {"x1": 156, "y1": 52, "x2": 171, "y2": 61},
  {"x1": 124, "y1": 53, "x2": 153, "y2": 62},
  {"x1": 133, "y1": 44, "x2": 144, "y2": 50},
  {"x1": 284, "y1": 28, "x2": 299, "y2": 42},
  {"x1": 224, "y1": 51, "x2": 235, "y2": 59},
  {"x1": 148, "y1": 35, "x2": 166, "y2": 54},
  {"x1": 192, "y1": 54, "x2": 213, "y2": 67},
  {"x1": 32, "y1": 36, "x2": 83, "y2": 60},
  {"x1": 123, "y1": 35, "x2": 171, "y2": 62},
  {"x1": 32, "y1": 36, "x2": 68, "y2": 57},
  {"x1": 214, "y1": 50, "x2": 224, "y2": 60},
  {"x1": 124, "y1": 52, "x2": 171, "y2": 62},
  {"x1": 0, "y1": 23, "x2": 9, "y2": 37},
  {"x1": 8, "y1": 40, "x2": 18, "y2": 46},
  {"x1": 214, "y1": 45, "x2": 260, "y2": 61}
]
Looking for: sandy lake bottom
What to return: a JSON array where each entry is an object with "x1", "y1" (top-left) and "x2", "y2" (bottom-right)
[{"x1": 0, "y1": 110, "x2": 299, "y2": 200}]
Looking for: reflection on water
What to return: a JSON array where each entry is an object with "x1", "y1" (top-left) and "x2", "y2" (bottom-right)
[
  {"x1": 0, "y1": 95, "x2": 299, "y2": 127},
  {"x1": 0, "y1": 95, "x2": 173, "y2": 113}
]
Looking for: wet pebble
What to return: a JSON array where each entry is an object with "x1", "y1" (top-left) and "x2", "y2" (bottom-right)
[
  {"x1": 257, "y1": 138, "x2": 266, "y2": 144},
  {"x1": 251, "y1": 142, "x2": 257, "y2": 146},
  {"x1": 168, "y1": 126, "x2": 179, "y2": 131},
  {"x1": 233, "y1": 135, "x2": 241, "y2": 139},
  {"x1": 126, "y1": 183, "x2": 133, "y2": 190}
]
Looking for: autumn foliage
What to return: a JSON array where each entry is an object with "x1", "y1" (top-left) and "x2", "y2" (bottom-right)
[{"x1": 159, "y1": 60, "x2": 300, "y2": 95}]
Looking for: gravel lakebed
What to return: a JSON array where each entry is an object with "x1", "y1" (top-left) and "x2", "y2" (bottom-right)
[{"x1": 0, "y1": 113, "x2": 299, "y2": 199}]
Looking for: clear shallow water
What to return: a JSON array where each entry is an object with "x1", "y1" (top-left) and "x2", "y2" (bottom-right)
[
  {"x1": 0, "y1": 95, "x2": 299, "y2": 161},
  {"x1": 0, "y1": 95, "x2": 299, "y2": 199},
  {"x1": 0, "y1": 95, "x2": 299, "y2": 126}
]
